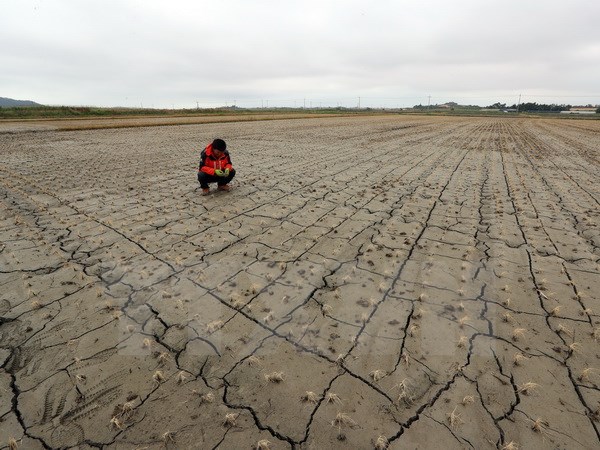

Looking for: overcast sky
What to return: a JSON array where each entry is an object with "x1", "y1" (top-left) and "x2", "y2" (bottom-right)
[{"x1": 2, "y1": 0, "x2": 599, "y2": 108}]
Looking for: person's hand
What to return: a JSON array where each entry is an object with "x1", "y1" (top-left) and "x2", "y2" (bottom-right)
[
  {"x1": 214, "y1": 169, "x2": 224, "y2": 177},
  {"x1": 224, "y1": 168, "x2": 230, "y2": 176}
]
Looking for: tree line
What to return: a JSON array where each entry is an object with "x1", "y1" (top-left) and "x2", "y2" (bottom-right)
[
  {"x1": 410, "y1": 102, "x2": 600, "y2": 112},
  {"x1": 488, "y1": 102, "x2": 571, "y2": 112}
]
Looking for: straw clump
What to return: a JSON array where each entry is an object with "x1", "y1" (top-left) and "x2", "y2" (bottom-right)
[
  {"x1": 517, "y1": 382, "x2": 540, "y2": 395},
  {"x1": 264, "y1": 372, "x2": 284, "y2": 383},
  {"x1": 301, "y1": 391, "x2": 321, "y2": 404},
  {"x1": 223, "y1": 413, "x2": 239, "y2": 428},
  {"x1": 447, "y1": 406, "x2": 464, "y2": 429},
  {"x1": 374, "y1": 435, "x2": 389, "y2": 449},
  {"x1": 325, "y1": 392, "x2": 342, "y2": 405},
  {"x1": 256, "y1": 440, "x2": 272, "y2": 450}
]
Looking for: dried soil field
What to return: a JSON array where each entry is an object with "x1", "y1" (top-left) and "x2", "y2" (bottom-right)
[{"x1": 1, "y1": 115, "x2": 599, "y2": 449}]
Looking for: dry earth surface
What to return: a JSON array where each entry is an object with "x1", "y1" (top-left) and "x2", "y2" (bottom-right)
[
  {"x1": 0, "y1": 113, "x2": 358, "y2": 133},
  {"x1": 1, "y1": 115, "x2": 599, "y2": 449}
]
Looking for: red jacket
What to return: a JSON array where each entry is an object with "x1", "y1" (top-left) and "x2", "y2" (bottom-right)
[{"x1": 198, "y1": 143, "x2": 234, "y2": 176}]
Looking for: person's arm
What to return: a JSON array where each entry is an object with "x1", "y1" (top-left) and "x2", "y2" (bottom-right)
[
  {"x1": 199, "y1": 150, "x2": 216, "y2": 175},
  {"x1": 224, "y1": 153, "x2": 234, "y2": 171}
]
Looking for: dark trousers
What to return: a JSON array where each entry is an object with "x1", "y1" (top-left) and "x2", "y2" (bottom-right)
[{"x1": 198, "y1": 169, "x2": 236, "y2": 189}]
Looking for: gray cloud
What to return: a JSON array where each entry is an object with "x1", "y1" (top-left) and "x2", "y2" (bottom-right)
[{"x1": 2, "y1": 0, "x2": 599, "y2": 107}]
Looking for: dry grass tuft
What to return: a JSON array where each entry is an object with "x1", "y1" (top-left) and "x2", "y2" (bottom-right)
[
  {"x1": 375, "y1": 435, "x2": 389, "y2": 449},
  {"x1": 513, "y1": 353, "x2": 528, "y2": 366},
  {"x1": 369, "y1": 369, "x2": 386, "y2": 382},
  {"x1": 568, "y1": 342, "x2": 583, "y2": 354},
  {"x1": 321, "y1": 304, "x2": 333, "y2": 316},
  {"x1": 458, "y1": 316, "x2": 470, "y2": 328},
  {"x1": 512, "y1": 328, "x2": 526, "y2": 341},
  {"x1": 157, "y1": 352, "x2": 171, "y2": 366},
  {"x1": 263, "y1": 312, "x2": 274, "y2": 324},
  {"x1": 550, "y1": 306, "x2": 562, "y2": 317},
  {"x1": 103, "y1": 301, "x2": 117, "y2": 312},
  {"x1": 325, "y1": 392, "x2": 342, "y2": 404},
  {"x1": 413, "y1": 308, "x2": 426, "y2": 319},
  {"x1": 517, "y1": 382, "x2": 539, "y2": 395},
  {"x1": 8, "y1": 437, "x2": 19, "y2": 450},
  {"x1": 457, "y1": 336, "x2": 468, "y2": 348},
  {"x1": 247, "y1": 355, "x2": 261, "y2": 367},
  {"x1": 264, "y1": 372, "x2": 284, "y2": 383},
  {"x1": 394, "y1": 378, "x2": 413, "y2": 405},
  {"x1": 301, "y1": 391, "x2": 321, "y2": 404},
  {"x1": 120, "y1": 400, "x2": 135, "y2": 417},
  {"x1": 501, "y1": 312, "x2": 513, "y2": 323},
  {"x1": 461, "y1": 395, "x2": 475, "y2": 406},
  {"x1": 152, "y1": 370, "x2": 165, "y2": 384},
  {"x1": 223, "y1": 413, "x2": 239, "y2": 428},
  {"x1": 176, "y1": 371, "x2": 188, "y2": 385},
  {"x1": 501, "y1": 442, "x2": 519, "y2": 450},
  {"x1": 557, "y1": 323, "x2": 573, "y2": 337},
  {"x1": 256, "y1": 440, "x2": 272, "y2": 450},
  {"x1": 232, "y1": 299, "x2": 245, "y2": 309},
  {"x1": 578, "y1": 368, "x2": 595, "y2": 382},
  {"x1": 206, "y1": 320, "x2": 224, "y2": 334},
  {"x1": 531, "y1": 418, "x2": 548, "y2": 433},
  {"x1": 162, "y1": 431, "x2": 175, "y2": 443},
  {"x1": 191, "y1": 390, "x2": 215, "y2": 404},
  {"x1": 400, "y1": 352, "x2": 410, "y2": 366},
  {"x1": 109, "y1": 416, "x2": 125, "y2": 430},
  {"x1": 447, "y1": 406, "x2": 464, "y2": 429},
  {"x1": 332, "y1": 412, "x2": 358, "y2": 430}
]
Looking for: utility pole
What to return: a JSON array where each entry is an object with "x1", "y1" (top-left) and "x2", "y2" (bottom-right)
[
  {"x1": 358, "y1": 97, "x2": 361, "y2": 109},
  {"x1": 427, "y1": 95, "x2": 431, "y2": 110},
  {"x1": 516, "y1": 94, "x2": 522, "y2": 113},
  {"x1": 196, "y1": 101, "x2": 199, "y2": 110},
  {"x1": 303, "y1": 98, "x2": 306, "y2": 109}
]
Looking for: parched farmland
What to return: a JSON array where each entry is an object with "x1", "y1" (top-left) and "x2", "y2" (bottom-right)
[{"x1": 1, "y1": 115, "x2": 599, "y2": 449}]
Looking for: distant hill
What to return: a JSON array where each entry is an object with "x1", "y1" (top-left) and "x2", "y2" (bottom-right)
[{"x1": 0, "y1": 97, "x2": 42, "y2": 107}]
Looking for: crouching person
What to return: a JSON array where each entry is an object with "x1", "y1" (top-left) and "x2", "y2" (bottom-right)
[{"x1": 198, "y1": 138, "x2": 236, "y2": 195}]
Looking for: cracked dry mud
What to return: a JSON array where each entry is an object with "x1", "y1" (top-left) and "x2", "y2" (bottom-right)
[{"x1": 1, "y1": 115, "x2": 599, "y2": 449}]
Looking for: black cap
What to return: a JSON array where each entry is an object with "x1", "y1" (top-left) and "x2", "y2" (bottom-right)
[{"x1": 212, "y1": 138, "x2": 226, "y2": 151}]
